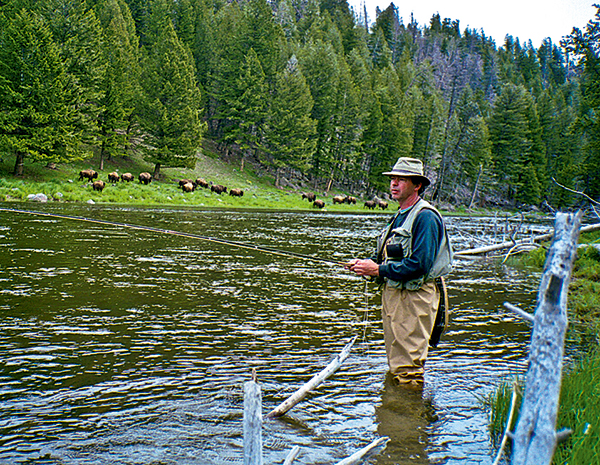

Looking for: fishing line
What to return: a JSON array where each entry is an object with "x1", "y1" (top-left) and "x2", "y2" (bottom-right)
[
  {"x1": 0, "y1": 206, "x2": 347, "y2": 267},
  {"x1": 361, "y1": 279, "x2": 370, "y2": 343}
]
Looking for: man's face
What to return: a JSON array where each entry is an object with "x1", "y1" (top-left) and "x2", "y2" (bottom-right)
[{"x1": 389, "y1": 176, "x2": 419, "y2": 202}]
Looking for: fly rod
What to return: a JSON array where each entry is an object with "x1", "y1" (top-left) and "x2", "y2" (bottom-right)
[{"x1": 0, "y1": 206, "x2": 347, "y2": 266}]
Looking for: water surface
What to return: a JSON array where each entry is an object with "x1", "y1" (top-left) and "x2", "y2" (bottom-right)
[{"x1": 0, "y1": 204, "x2": 554, "y2": 464}]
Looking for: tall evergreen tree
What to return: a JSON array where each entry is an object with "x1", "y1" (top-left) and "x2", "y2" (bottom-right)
[
  {"x1": 370, "y1": 65, "x2": 414, "y2": 192},
  {"x1": 0, "y1": 8, "x2": 83, "y2": 175},
  {"x1": 208, "y1": 2, "x2": 247, "y2": 139},
  {"x1": 488, "y1": 83, "x2": 539, "y2": 204},
  {"x1": 226, "y1": 48, "x2": 268, "y2": 171},
  {"x1": 265, "y1": 55, "x2": 317, "y2": 186},
  {"x1": 94, "y1": 0, "x2": 140, "y2": 170},
  {"x1": 298, "y1": 39, "x2": 341, "y2": 187},
  {"x1": 39, "y1": 0, "x2": 106, "y2": 148},
  {"x1": 137, "y1": 14, "x2": 204, "y2": 177},
  {"x1": 563, "y1": 5, "x2": 600, "y2": 201}
]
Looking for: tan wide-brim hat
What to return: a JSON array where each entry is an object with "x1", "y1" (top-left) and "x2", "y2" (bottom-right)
[{"x1": 383, "y1": 157, "x2": 431, "y2": 187}]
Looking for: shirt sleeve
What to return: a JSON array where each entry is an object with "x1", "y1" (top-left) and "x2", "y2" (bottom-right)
[{"x1": 378, "y1": 209, "x2": 443, "y2": 283}]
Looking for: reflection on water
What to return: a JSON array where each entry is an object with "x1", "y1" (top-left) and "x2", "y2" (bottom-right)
[{"x1": 0, "y1": 203, "x2": 555, "y2": 464}]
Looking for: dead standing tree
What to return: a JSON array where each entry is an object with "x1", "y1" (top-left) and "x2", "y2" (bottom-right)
[{"x1": 501, "y1": 211, "x2": 583, "y2": 465}]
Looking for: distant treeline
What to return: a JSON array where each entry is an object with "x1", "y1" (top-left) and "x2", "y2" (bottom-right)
[{"x1": 1, "y1": 0, "x2": 599, "y2": 208}]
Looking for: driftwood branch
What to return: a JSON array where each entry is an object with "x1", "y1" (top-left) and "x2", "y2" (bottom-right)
[
  {"x1": 455, "y1": 222, "x2": 600, "y2": 258},
  {"x1": 511, "y1": 211, "x2": 583, "y2": 465},
  {"x1": 244, "y1": 375, "x2": 263, "y2": 465},
  {"x1": 333, "y1": 437, "x2": 390, "y2": 465},
  {"x1": 266, "y1": 336, "x2": 357, "y2": 419}
]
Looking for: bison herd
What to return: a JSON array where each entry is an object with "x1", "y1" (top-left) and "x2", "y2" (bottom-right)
[
  {"x1": 77, "y1": 169, "x2": 387, "y2": 210},
  {"x1": 302, "y1": 191, "x2": 388, "y2": 210},
  {"x1": 78, "y1": 169, "x2": 245, "y2": 199},
  {"x1": 175, "y1": 178, "x2": 244, "y2": 197}
]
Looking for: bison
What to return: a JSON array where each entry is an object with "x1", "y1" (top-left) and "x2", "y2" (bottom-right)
[
  {"x1": 182, "y1": 182, "x2": 195, "y2": 193},
  {"x1": 78, "y1": 169, "x2": 98, "y2": 182},
  {"x1": 344, "y1": 196, "x2": 357, "y2": 204},
  {"x1": 92, "y1": 180, "x2": 106, "y2": 192},
  {"x1": 313, "y1": 199, "x2": 325, "y2": 208},
  {"x1": 108, "y1": 172, "x2": 119, "y2": 183},
  {"x1": 332, "y1": 195, "x2": 346, "y2": 204},
  {"x1": 139, "y1": 172, "x2": 152, "y2": 185},
  {"x1": 121, "y1": 172, "x2": 134, "y2": 182},
  {"x1": 229, "y1": 188, "x2": 244, "y2": 197},
  {"x1": 195, "y1": 178, "x2": 209, "y2": 189},
  {"x1": 211, "y1": 184, "x2": 227, "y2": 194},
  {"x1": 378, "y1": 200, "x2": 389, "y2": 210},
  {"x1": 302, "y1": 192, "x2": 316, "y2": 202},
  {"x1": 178, "y1": 179, "x2": 194, "y2": 189},
  {"x1": 364, "y1": 200, "x2": 377, "y2": 209}
]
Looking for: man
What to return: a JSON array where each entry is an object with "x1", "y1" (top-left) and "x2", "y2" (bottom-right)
[{"x1": 345, "y1": 157, "x2": 452, "y2": 387}]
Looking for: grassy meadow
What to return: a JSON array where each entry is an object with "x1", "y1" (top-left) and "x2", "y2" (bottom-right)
[{"x1": 0, "y1": 150, "x2": 383, "y2": 213}]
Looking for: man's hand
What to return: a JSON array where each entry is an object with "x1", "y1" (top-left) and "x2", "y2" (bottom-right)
[{"x1": 344, "y1": 259, "x2": 379, "y2": 277}]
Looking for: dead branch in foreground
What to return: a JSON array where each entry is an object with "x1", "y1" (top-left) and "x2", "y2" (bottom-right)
[{"x1": 510, "y1": 210, "x2": 583, "y2": 465}]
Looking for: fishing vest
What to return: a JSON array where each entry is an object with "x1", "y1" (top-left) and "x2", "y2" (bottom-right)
[{"x1": 377, "y1": 198, "x2": 453, "y2": 291}]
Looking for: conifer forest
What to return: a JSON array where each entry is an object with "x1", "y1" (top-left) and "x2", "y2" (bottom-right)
[{"x1": 1, "y1": 0, "x2": 600, "y2": 209}]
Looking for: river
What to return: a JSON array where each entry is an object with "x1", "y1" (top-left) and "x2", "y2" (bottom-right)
[{"x1": 0, "y1": 203, "x2": 556, "y2": 464}]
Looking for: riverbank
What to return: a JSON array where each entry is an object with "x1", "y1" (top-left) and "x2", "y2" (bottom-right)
[{"x1": 488, "y1": 227, "x2": 600, "y2": 463}]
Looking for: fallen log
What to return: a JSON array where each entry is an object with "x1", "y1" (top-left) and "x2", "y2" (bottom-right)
[
  {"x1": 511, "y1": 210, "x2": 583, "y2": 465},
  {"x1": 455, "y1": 221, "x2": 599, "y2": 257},
  {"x1": 266, "y1": 336, "x2": 357, "y2": 419}
]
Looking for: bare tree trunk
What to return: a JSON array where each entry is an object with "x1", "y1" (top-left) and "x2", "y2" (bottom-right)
[
  {"x1": 511, "y1": 210, "x2": 583, "y2": 465},
  {"x1": 13, "y1": 152, "x2": 25, "y2": 176},
  {"x1": 153, "y1": 163, "x2": 161, "y2": 180},
  {"x1": 99, "y1": 139, "x2": 106, "y2": 172},
  {"x1": 468, "y1": 164, "x2": 483, "y2": 209}
]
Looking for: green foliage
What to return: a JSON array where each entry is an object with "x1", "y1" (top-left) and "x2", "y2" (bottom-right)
[
  {"x1": 563, "y1": 8, "x2": 600, "y2": 201},
  {"x1": 484, "y1": 379, "x2": 522, "y2": 447},
  {"x1": 137, "y1": 7, "x2": 205, "y2": 173},
  {"x1": 94, "y1": 0, "x2": 141, "y2": 164},
  {"x1": 0, "y1": 8, "x2": 85, "y2": 175},
  {"x1": 265, "y1": 55, "x2": 317, "y2": 180}
]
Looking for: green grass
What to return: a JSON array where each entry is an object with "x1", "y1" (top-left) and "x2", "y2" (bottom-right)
[{"x1": 486, "y1": 350, "x2": 600, "y2": 464}]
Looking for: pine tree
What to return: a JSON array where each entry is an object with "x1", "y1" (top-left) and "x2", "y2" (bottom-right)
[
  {"x1": 226, "y1": 48, "x2": 268, "y2": 171},
  {"x1": 563, "y1": 5, "x2": 600, "y2": 201},
  {"x1": 137, "y1": 14, "x2": 204, "y2": 177},
  {"x1": 94, "y1": 0, "x2": 140, "y2": 170},
  {"x1": 0, "y1": 8, "x2": 83, "y2": 175},
  {"x1": 370, "y1": 65, "x2": 414, "y2": 192},
  {"x1": 298, "y1": 39, "x2": 340, "y2": 187},
  {"x1": 265, "y1": 55, "x2": 317, "y2": 186},
  {"x1": 208, "y1": 2, "x2": 247, "y2": 138},
  {"x1": 38, "y1": 0, "x2": 106, "y2": 149},
  {"x1": 488, "y1": 83, "x2": 533, "y2": 204}
]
